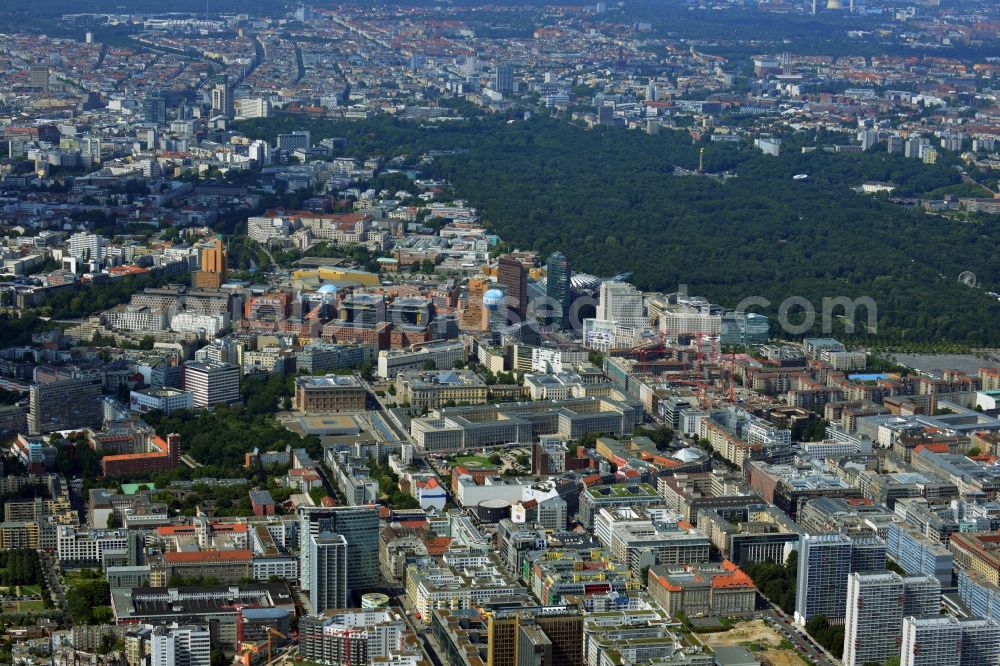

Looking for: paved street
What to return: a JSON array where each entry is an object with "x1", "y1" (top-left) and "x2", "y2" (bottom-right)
[
  {"x1": 759, "y1": 605, "x2": 841, "y2": 666},
  {"x1": 39, "y1": 551, "x2": 66, "y2": 618}
]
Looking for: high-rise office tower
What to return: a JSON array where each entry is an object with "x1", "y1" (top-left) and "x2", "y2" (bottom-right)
[
  {"x1": 182, "y1": 360, "x2": 240, "y2": 408},
  {"x1": 495, "y1": 64, "x2": 514, "y2": 95},
  {"x1": 143, "y1": 91, "x2": 167, "y2": 125},
  {"x1": 497, "y1": 256, "x2": 528, "y2": 323},
  {"x1": 544, "y1": 252, "x2": 571, "y2": 328},
  {"x1": 596, "y1": 280, "x2": 645, "y2": 329},
  {"x1": 485, "y1": 607, "x2": 584, "y2": 666},
  {"x1": 597, "y1": 103, "x2": 614, "y2": 125},
  {"x1": 276, "y1": 131, "x2": 311, "y2": 152},
  {"x1": 795, "y1": 534, "x2": 853, "y2": 626},
  {"x1": 28, "y1": 375, "x2": 103, "y2": 435},
  {"x1": 211, "y1": 76, "x2": 233, "y2": 117},
  {"x1": 849, "y1": 535, "x2": 887, "y2": 572},
  {"x1": 29, "y1": 64, "x2": 49, "y2": 91},
  {"x1": 309, "y1": 532, "x2": 348, "y2": 613},
  {"x1": 299, "y1": 506, "x2": 379, "y2": 602},
  {"x1": 842, "y1": 572, "x2": 940, "y2": 666},
  {"x1": 901, "y1": 615, "x2": 1000, "y2": 666},
  {"x1": 192, "y1": 237, "x2": 228, "y2": 289},
  {"x1": 461, "y1": 278, "x2": 489, "y2": 331}
]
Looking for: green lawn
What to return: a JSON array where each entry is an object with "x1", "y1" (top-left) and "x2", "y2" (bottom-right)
[
  {"x1": 17, "y1": 584, "x2": 42, "y2": 596},
  {"x1": 63, "y1": 569, "x2": 103, "y2": 587},
  {"x1": 451, "y1": 455, "x2": 494, "y2": 468}
]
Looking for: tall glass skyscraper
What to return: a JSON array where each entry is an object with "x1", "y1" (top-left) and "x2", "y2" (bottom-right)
[
  {"x1": 299, "y1": 506, "x2": 379, "y2": 602},
  {"x1": 545, "y1": 251, "x2": 571, "y2": 328}
]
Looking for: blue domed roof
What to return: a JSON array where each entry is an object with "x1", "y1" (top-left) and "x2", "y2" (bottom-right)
[
  {"x1": 483, "y1": 289, "x2": 505, "y2": 311},
  {"x1": 317, "y1": 284, "x2": 338, "y2": 294}
]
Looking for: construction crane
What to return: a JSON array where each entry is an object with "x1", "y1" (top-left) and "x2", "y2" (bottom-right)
[
  {"x1": 695, "y1": 332, "x2": 705, "y2": 375},
  {"x1": 266, "y1": 627, "x2": 288, "y2": 666}
]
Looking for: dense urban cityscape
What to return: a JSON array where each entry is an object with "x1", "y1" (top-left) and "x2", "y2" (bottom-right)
[{"x1": 1, "y1": 0, "x2": 1000, "y2": 665}]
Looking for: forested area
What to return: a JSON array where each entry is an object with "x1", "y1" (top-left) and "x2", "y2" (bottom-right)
[
  {"x1": 38, "y1": 270, "x2": 189, "y2": 320},
  {"x1": 743, "y1": 552, "x2": 797, "y2": 615},
  {"x1": 241, "y1": 114, "x2": 1000, "y2": 344},
  {"x1": 0, "y1": 549, "x2": 44, "y2": 587},
  {"x1": 64, "y1": 569, "x2": 112, "y2": 625},
  {"x1": 439, "y1": 120, "x2": 1000, "y2": 344},
  {"x1": 140, "y1": 405, "x2": 319, "y2": 469},
  {"x1": 0, "y1": 311, "x2": 51, "y2": 346},
  {"x1": 140, "y1": 374, "x2": 323, "y2": 470}
]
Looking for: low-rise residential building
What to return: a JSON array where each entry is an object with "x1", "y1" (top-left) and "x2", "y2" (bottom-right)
[
  {"x1": 129, "y1": 388, "x2": 194, "y2": 414},
  {"x1": 405, "y1": 554, "x2": 530, "y2": 623}
]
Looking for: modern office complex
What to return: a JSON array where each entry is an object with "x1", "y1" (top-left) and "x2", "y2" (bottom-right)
[
  {"x1": 298, "y1": 506, "x2": 379, "y2": 603},
  {"x1": 410, "y1": 395, "x2": 641, "y2": 452},
  {"x1": 182, "y1": 360, "x2": 240, "y2": 408},
  {"x1": 794, "y1": 533, "x2": 854, "y2": 626}
]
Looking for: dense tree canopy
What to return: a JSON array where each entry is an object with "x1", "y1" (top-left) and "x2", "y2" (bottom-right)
[
  {"x1": 141, "y1": 403, "x2": 320, "y2": 470},
  {"x1": 241, "y1": 114, "x2": 1000, "y2": 345},
  {"x1": 743, "y1": 551, "x2": 797, "y2": 615}
]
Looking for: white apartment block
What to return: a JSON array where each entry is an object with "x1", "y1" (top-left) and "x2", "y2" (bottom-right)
[
  {"x1": 57, "y1": 526, "x2": 130, "y2": 564},
  {"x1": 843, "y1": 572, "x2": 940, "y2": 666},
  {"x1": 68, "y1": 232, "x2": 106, "y2": 262},
  {"x1": 530, "y1": 346, "x2": 588, "y2": 373},
  {"x1": 235, "y1": 98, "x2": 271, "y2": 119},
  {"x1": 252, "y1": 556, "x2": 298, "y2": 582},
  {"x1": 102, "y1": 305, "x2": 169, "y2": 332},
  {"x1": 746, "y1": 421, "x2": 792, "y2": 447},
  {"x1": 171, "y1": 312, "x2": 229, "y2": 337},
  {"x1": 151, "y1": 624, "x2": 211, "y2": 666},
  {"x1": 901, "y1": 616, "x2": 961, "y2": 666},
  {"x1": 129, "y1": 388, "x2": 194, "y2": 415},
  {"x1": 821, "y1": 350, "x2": 868, "y2": 371}
]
